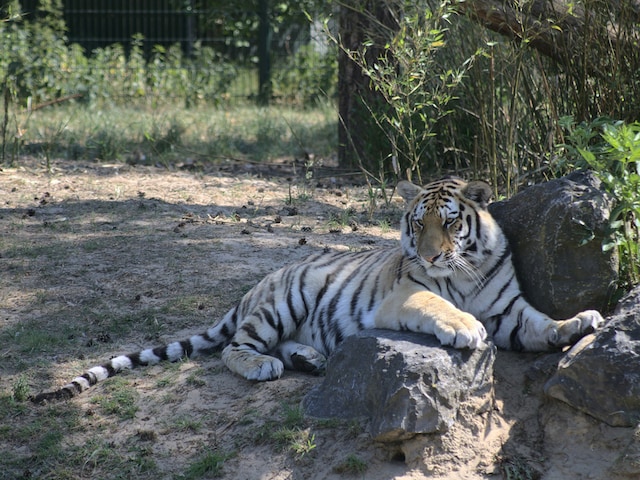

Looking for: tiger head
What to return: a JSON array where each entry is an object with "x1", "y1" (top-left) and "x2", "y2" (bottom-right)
[{"x1": 397, "y1": 177, "x2": 496, "y2": 277}]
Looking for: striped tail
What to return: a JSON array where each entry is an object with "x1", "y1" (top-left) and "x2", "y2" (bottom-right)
[{"x1": 31, "y1": 313, "x2": 237, "y2": 404}]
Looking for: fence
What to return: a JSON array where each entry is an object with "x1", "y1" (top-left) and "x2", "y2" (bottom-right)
[{"x1": 14, "y1": 0, "x2": 334, "y2": 105}]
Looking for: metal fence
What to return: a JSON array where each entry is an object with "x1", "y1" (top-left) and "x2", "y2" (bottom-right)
[{"x1": 16, "y1": 0, "x2": 331, "y2": 104}]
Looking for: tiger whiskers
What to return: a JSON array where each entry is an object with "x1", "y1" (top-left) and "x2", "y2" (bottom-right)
[{"x1": 450, "y1": 254, "x2": 485, "y2": 289}]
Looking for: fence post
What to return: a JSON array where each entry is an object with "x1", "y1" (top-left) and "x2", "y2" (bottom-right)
[{"x1": 257, "y1": 0, "x2": 271, "y2": 105}]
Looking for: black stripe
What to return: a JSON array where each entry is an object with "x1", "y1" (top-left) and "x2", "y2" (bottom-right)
[
  {"x1": 241, "y1": 323, "x2": 269, "y2": 350},
  {"x1": 261, "y1": 307, "x2": 278, "y2": 331},
  {"x1": 479, "y1": 245, "x2": 512, "y2": 289},
  {"x1": 81, "y1": 372, "x2": 97, "y2": 386},
  {"x1": 326, "y1": 250, "x2": 379, "y2": 322},
  {"x1": 104, "y1": 363, "x2": 117, "y2": 376},
  {"x1": 128, "y1": 352, "x2": 143, "y2": 366},
  {"x1": 473, "y1": 209, "x2": 482, "y2": 240},
  {"x1": 408, "y1": 272, "x2": 429, "y2": 290},
  {"x1": 298, "y1": 265, "x2": 311, "y2": 318},
  {"x1": 510, "y1": 312, "x2": 524, "y2": 351},
  {"x1": 152, "y1": 346, "x2": 169, "y2": 361},
  {"x1": 486, "y1": 293, "x2": 522, "y2": 336},
  {"x1": 180, "y1": 340, "x2": 194, "y2": 357},
  {"x1": 69, "y1": 381, "x2": 84, "y2": 395},
  {"x1": 367, "y1": 272, "x2": 381, "y2": 312},
  {"x1": 483, "y1": 273, "x2": 517, "y2": 313}
]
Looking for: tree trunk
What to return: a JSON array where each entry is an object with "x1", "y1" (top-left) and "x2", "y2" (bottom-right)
[{"x1": 337, "y1": 1, "x2": 397, "y2": 170}]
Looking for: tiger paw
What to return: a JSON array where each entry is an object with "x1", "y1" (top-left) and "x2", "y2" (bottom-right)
[
  {"x1": 290, "y1": 348, "x2": 326, "y2": 374},
  {"x1": 222, "y1": 345, "x2": 284, "y2": 381},
  {"x1": 553, "y1": 310, "x2": 604, "y2": 347},
  {"x1": 271, "y1": 341, "x2": 326, "y2": 374},
  {"x1": 433, "y1": 312, "x2": 487, "y2": 349}
]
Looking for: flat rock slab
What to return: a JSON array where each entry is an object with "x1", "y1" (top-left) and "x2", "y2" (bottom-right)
[{"x1": 302, "y1": 329, "x2": 496, "y2": 442}]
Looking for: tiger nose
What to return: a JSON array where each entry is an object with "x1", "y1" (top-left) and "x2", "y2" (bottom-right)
[{"x1": 426, "y1": 253, "x2": 441, "y2": 263}]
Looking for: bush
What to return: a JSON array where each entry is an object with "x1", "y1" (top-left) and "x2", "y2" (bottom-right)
[{"x1": 556, "y1": 117, "x2": 640, "y2": 290}]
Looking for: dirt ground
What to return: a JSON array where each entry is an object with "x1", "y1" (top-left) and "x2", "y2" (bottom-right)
[{"x1": 0, "y1": 157, "x2": 636, "y2": 480}]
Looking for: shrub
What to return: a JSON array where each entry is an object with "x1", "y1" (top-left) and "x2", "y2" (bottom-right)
[{"x1": 556, "y1": 117, "x2": 640, "y2": 290}]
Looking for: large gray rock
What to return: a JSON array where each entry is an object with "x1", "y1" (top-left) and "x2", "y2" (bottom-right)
[
  {"x1": 302, "y1": 329, "x2": 496, "y2": 441},
  {"x1": 544, "y1": 286, "x2": 640, "y2": 427},
  {"x1": 488, "y1": 170, "x2": 618, "y2": 319}
]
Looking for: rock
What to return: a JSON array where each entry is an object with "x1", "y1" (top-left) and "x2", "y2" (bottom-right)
[
  {"x1": 544, "y1": 286, "x2": 640, "y2": 427},
  {"x1": 488, "y1": 170, "x2": 618, "y2": 319},
  {"x1": 302, "y1": 329, "x2": 496, "y2": 441}
]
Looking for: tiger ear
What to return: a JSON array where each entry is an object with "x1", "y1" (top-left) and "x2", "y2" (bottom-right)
[
  {"x1": 462, "y1": 181, "x2": 493, "y2": 208},
  {"x1": 396, "y1": 180, "x2": 422, "y2": 202}
]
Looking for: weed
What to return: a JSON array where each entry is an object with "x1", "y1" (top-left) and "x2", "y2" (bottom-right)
[
  {"x1": 290, "y1": 430, "x2": 317, "y2": 458},
  {"x1": 346, "y1": 419, "x2": 364, "y2": 438},
  {"x1": 281, "y1": 403, "x2": 306, "y2": 428},
  {"x1": 377, "y1": 219, "x2": 391, "y2": 233},
  {"x1": 333, "y1": 453, "x2": 368, "y2": 474},
  {"x1": 272, "y1": 427, "x2": 316, "y2": 457},
  {"x1": 179, "y1": 449, "x2": 234, "y2": 480},
  {"x1": 327, "y1": 209, "x2": 355, "y2": 232},
  {"x1": 254, "y1": 402, "x2": 318, "y2": 457},
  {"x1": 12, "y1": 375, "x2": 30, "y2": 402},
  {"x1": 92, "y1": 377, "x2": 139, "y2": 420},
  {"x1": 35, "y1": 429, "x2": 64, "y2": 459},
  {"x1": 186, "y1": 371, "x2": 207, "y2": 388},
  {"x1": 172, "y1": 416, "x2": 203, "y2": 433}
]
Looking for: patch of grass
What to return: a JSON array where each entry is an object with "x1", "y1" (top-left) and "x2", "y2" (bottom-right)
[
  {"x1": 106, "y1": 308, "x2": 166, "y2": 339},
  {"x1": 171, "y1": 416, "x2": 203, "y2": 433},
  {"x1": 66, "y1": 438, "x2": 159, "y2": 478},
  {"x1": 327, "y1": 208, "x2": 356, "y2": 232},
  {"x1": 282, "y1": 403, "x2": 305, "y2": 428},
  {"x1": 254, "y1": 403, "x2": 317, "y2": 458},
  {"x1": 91, "y1": 377, "x2": 139, "y2": 420},
  {"x1": 377, "y1": 218, "x2": 391, "y2": 233},
  {"x1": 333, "y1": 454, "x2": 368, "y2": 474},
  {"x1": 12, "y1": 375, "x2": 30, "y2": 402},
  {"x1": 271, "y1": 428, "x2": 316, "y2": 457},
  {"x1": 185, "y1": 369, "x2": 207, "y2": 387},
  {"x1": 2, "y1": 319, "x2": 76, "y2": 355},
  {"x1": 15, "y1": 103, "x2": 337, "y2": 166},
  {"x1": 179, "y1": 449, "x2": 234, "y2": 480}
]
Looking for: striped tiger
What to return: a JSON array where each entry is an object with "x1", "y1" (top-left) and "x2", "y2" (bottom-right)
[{"x1": 32, "y1": 176, "x2": 603, "y2": 403}]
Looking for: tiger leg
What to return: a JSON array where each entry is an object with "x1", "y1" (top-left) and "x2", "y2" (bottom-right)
[
  {"x1": 221, "y1": 314, "x2": 285, "y2": 381},
  {"x1": 374, "y1": 289, "x2": 487, "y2": 349},
  {"x1": 490, "y1": 302, "x2": 604, "y2": 351},
  {"x1": 271, "y1": 340, "x2": 326, "y2": 374}
]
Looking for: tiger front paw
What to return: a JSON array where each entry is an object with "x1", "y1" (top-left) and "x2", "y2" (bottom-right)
[
  {"x1": 222, "y1": 345, "x2": 284, "y2": 381},
  {"x1": 552, "y1": 310, "x2": 605, "y2": 347},
  {"x1": 434, "y1": 312, "x2": 487, "y2": 349}
]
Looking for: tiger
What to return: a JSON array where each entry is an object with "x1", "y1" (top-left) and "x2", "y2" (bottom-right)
[{"x1": 32, "y1": 176, "x2": 604, "y2": 403}]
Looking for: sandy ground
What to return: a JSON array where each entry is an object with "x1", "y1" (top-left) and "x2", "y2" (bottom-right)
[{"x1": 1, "y1": 157, "x2": 637, "y2": 479}]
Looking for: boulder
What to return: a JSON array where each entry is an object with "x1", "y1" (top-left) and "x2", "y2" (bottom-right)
[
  {"x1": 302, "y1": 329, "x2": 496, "y2": 441},
  {"x1": 488, "y1": 170, "x2": 618, "y2": 319},
  {"x1": 544, "y1": 286, "x2": 640, "y2": 427}
]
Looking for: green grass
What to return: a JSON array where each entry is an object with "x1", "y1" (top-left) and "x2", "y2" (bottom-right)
[
  {"x1": 179, "y1": 450, "x2": 235, "y2": 480},
  {"x1": 9, "y1": 102, "x2": 337, "y2": 167},
  {"x1": 333, "y1": 454, "x2": 368, "y2": 474},
  {"x1": 253, "y1": 402, "x2": 319, "y2": 458},
  {"x1": 91, "y1": 377, "x2": 139, "y2": 420}
]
